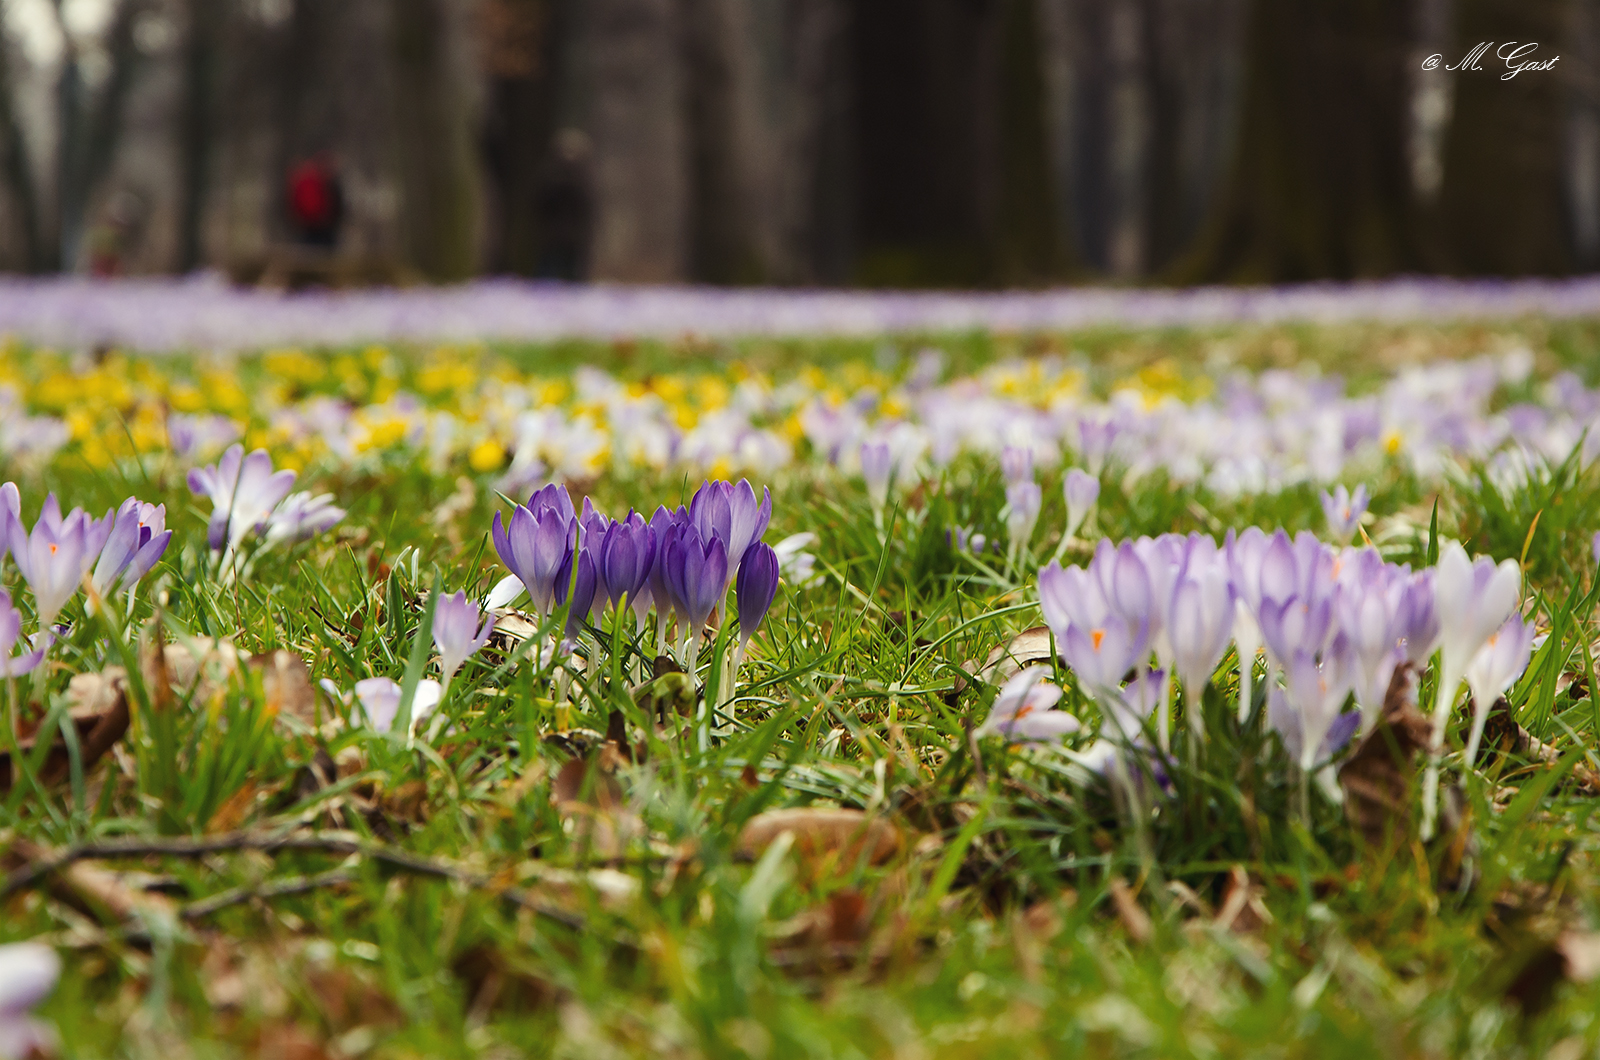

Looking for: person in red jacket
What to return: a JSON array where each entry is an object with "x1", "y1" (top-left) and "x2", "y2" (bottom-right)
[{"x1": 286, "y1": 153, "x2": 344, "y2": 249}]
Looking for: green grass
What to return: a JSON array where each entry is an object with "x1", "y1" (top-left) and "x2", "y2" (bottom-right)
[{"x1": 4, "y1": 329, "x2": 1600, "y2": 1059}]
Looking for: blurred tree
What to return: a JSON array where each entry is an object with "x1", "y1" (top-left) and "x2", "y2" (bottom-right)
[
  {"x1": 586, "y1": 0, "x2": 689, "y2": 282},
  {"x1": 179, "y1": 0, "x2": 219, "y2": 271},
  {"x1": 680, "y1": 0, "x2": 852, "y2": 284},
  {"x1": 479, "y1": 0, "x2": 563, "y2": 275},
  {"x1": 1436, "y1": 0, "x2": 1574, "y2": 275},
  {"x1": 851, "y1": 0, "x2": 1064, "y2": 286},
  {"x1": 0, "y1": 28, "x2": 44, "y2": 271},
  {"x1": 1176, "y1": 0, "x2": 1421, "y2": 281},
  {"x1": 393, "y1": 0, "x2": 482, "y2": 280}
]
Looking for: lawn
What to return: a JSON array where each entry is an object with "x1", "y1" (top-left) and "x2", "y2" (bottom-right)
[{"x1": 3, "y1": 317, "x2": 1600, "y2": 1059}]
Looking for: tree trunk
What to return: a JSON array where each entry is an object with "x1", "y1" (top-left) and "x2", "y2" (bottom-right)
[
  {"x1": 480, "y1": 0, "x2": 563, "y2": 275},
  {"x1": 1572, "y1": 0, "x2": 1600, "y2": 268},
  {"x1": 586, "y1": 0, "x2": 689, "y2": 282},
  {"x1": 1176, "y1": 0, "x2": 1419, "y2": 282},
  {"x1": 1436, "y1": 0, "x2": 1572, "y2": 275},
  {"x1": 178, "y1": 0, "x2": 220, "y2": 271},
  {"x1": 0, "y1": 30, "x2": 45, "y2": 271},
  {"x1": 392, "y1": 0, "x2": 483, "y2": 280}
]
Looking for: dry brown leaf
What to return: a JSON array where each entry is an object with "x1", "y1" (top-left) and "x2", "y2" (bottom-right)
[
  {"x1": 1478, "y1": 697, "x2": 1600, "y2": 791},
  {"x1": 1, "y1": 681, "x2": 130, "y2": 792},
  {"x1": 737, "y1": 808, "x2": 902, "y2": 866},
  {"x1": 1107, "y1": 877, "x2": 1153, "y2": 943},
  {"x1": 978, "y1": 626, "x2": 1057, "y2": 684},
  {"x1": 1339, "y1": 664, "x2": 1431, "y2": 848},
  {"x1": 1558, "y1": 931, "x2": 1600, "y2": 981},
  {"x1": 1214, "y1": 866, "x2": 1273, "y2": 933},
  {"x1": 208, "y1": 781, "x2": 264, "y2": 834},
  {"x1": 251, "y1": 650, "x2": 318, "y2": 725}
]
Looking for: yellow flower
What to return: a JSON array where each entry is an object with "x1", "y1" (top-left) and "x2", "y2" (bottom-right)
[
  {"x1": 470, "y1": 439, "x2": 506, "y2": 471},
  {"x1": 169, "y1": 383, "x2": 205, "y2": 412},
  {"x1": 262, "y1": 348, "x2": 326, "y2": 384},
  {"x1": 695, "y1": 376, "x2": 731, "y2": 411}
]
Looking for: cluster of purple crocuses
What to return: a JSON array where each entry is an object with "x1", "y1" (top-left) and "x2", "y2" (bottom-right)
[
  {"x1": 490, "y1": 479, "x2": 782, "y2": 676},
  {"x1": 984, "y1": 522, "x2": 1532, "y2": 835},
  {"x1": 0, "y1": 482, "x2": 172, "y2": 677}
]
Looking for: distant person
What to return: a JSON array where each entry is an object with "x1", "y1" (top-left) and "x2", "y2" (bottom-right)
[
  {"x1": 286, "y1": 153, "x2": 344, "y2": 250},
  {"x1": 537, "y1": 129, "x2": 593, "y2": 280},
  {"x1": 86, "y1": 189, "x2": 148, "y2": 277}
]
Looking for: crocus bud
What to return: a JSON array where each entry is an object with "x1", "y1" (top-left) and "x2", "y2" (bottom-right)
[
  {"x1": 432, "y1": 590, "x2": 495, "y2": 684},
  {"x1": 1320, "y1": 483, "x2": 1369, "y2": 541},
  {"x1": 1063, "y1": 469, "x2": 1100, "y2": 539},
  {"x1": 735, "y1": 542, "x2": 780, "y2": 649},
  {"x1": 1000, "y1": 446, "x2": 1034, "y2": 485},
  {"x1": 860, "y1": 442, "x2": 893, "y2": 511},
  {"x1": 1004, "y1": 481, "x2": 1042, "y2": 551}
]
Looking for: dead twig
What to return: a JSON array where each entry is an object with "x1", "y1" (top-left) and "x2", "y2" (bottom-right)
[
  {"x1": 2, "y1": 829, "x2": 593, "y2": 934},
  {"x1": 179, "y1": 868, "x2": 360, "y2": 921}
]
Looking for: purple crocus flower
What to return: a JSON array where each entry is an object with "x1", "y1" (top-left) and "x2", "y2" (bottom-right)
[
  {"x1": 492, "y1": 495, "x2": 577, "y2": 616},
  {"x1": 664, "y1": 528, "x2": 728, "y2": 642},
  {"x1": 353, "y1": 676, "x2": 442, "y2": 733},
  {"x1": 860, "y1": 441, "x2": 893, "y2": 510},
  {"x1": 1396, "y1": 569, "x2": 1441, "y2": 666},
  {"x1": 264, "y1": 491, "x2": 346, "y2": 546},
  {"x1": 1167, "y1": 543, "x2": 1236, "y2": 725},
  {"x1": 1592, "y1": 530, "x2": 1600, "y2": 567},
  {"x1": 1077, "y1": 418, "x2": 1119, "y2": 474},
  {"x1": 1038, "y1": 558, "x2": 1113, "y2": 638},
  {"x1": 91, "y1": 498, "x2": 171, "y2": 596},
  {"x1": 1257, "y1": 593, "x2": 1336, "y2": 670},
  {"x1": 1000, "y1": 446, "x2": 1034, "y2": 485},
  {"x1": 1320, "y1": 483, "x2": 1370, "y2": 540},
  {"x1": 1003, "y1": 481, "x2": 1042, "y2": 553},
  {"x1": 735, "y1": 541, "x2": 780, "y2": 650},
  {"x1": 0, "y1": 941, "x2": 60, "y2": 1060},
  {"x1": 553, "y1": 546, "x2": 598, "y2": 641},
  {"x1": 1430, "y1": 540, "x2": 1521, "y2": 734},
  {"x1": 0, "y1": 590, "x2": 48, "y2": 678},
  {"x1": 1270, "y1": 642, "x2": 1357, "y2": 771},
  {"x1": 595, "y1": 510, "x2": 657, "y2": 614},
  {"x1": 644, "y1": 505, "x2": 684, "y2": 637},
  {"x1": 1462, "y1": 615, "x2": 1536, "y2": 764},
  {"x1": 975, "y1": 667, "x2": 1082, "y2": 743},
  {"x1": 1058, "y1": 615, "x2": 1150, "y2": 700},
  {"x1": 688, "y1": 478, "x2": 771, "y2": 588},
  {"x1": 528, "y1": 482, "x2": 577, "y2": 526},
  {"x1": 1062, "y1": 469, "x2": 1100, "y2": 540},
  {"x1": 432, "y1": 591, "x2": 495, "y2": 685},
  {"x1": 0, "y1": 482, "x2": 16, "y2": 561},
  {"x1": 1334, "y1": 550, "x2": 1409, "y2": 732},
  {"x1": 187, "y1": 444, "x2": 297, "y2": 553},
  {"x1": 1267, "y1": 683, "x2": 1360, "y2": 770},
  {"x1": 4, "y1": 494, "x2": 110, "y2": 631}
]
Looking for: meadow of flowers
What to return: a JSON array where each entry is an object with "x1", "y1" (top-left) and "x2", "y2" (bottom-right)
[{"x1": 2, "y1": 317, "x2": 1600, "y2": 1058}]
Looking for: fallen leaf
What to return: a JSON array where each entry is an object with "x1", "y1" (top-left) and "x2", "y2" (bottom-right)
[
  {"x1": 1214, "y1": 866, "x2": 1273, "y2": 933},
  {"x1": 1478, "y1": 697, "x2": 1600, "y2": 791},
  {"x1": 1558, "y1": 931, "x2": 1600, "y2": 981},
  {"x1": 738, "y1": 808, "x2": 902, "y2": 866},
  {"x1": 978, "y1": 627, "x2": 1057, "y2": 686},
  {"x1": 1339, "y1": 664, "x2": 1431, "y2": 848},
  {"x1": 1, "y1": 682, "x2": 130, "y2": 792},
  {"x1": 1107, "y1": 877, "x2": 1153, "y2": 943},
  {"x1": 251, "y1": 650, "x2": 318, "y2": 725}
]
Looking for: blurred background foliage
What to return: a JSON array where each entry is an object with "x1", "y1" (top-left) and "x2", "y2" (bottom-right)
[{"x1": 0, "y1": 0, "x2": 1593, "y2": 287}]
